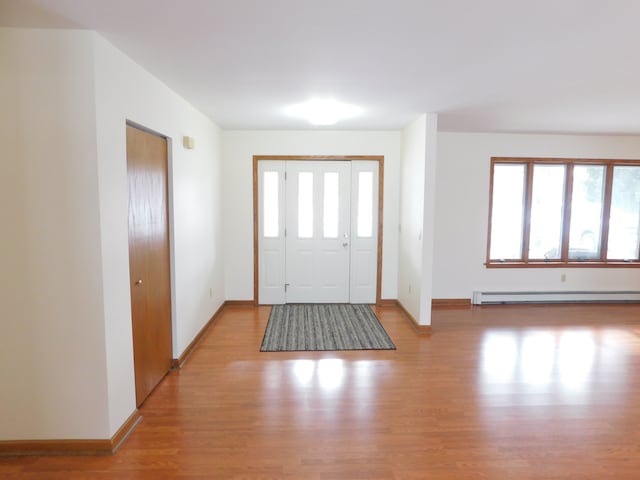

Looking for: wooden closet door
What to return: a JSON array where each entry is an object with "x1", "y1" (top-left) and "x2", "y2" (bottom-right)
[{"x1": 126, "y1": 124, "x2": 173, "y2": 407}]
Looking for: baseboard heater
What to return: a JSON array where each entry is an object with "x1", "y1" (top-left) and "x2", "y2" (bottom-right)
[{"x1": 472, "y1": 290, "x2": 640, "y2": 305}]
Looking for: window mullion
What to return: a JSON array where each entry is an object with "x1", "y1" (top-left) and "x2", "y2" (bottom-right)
[
  {"x1": 561, "y1": 163, "x2": 574, "y2": 262},
  {"x1": 600, "y1": 163, "x2": 614, "y2": 261},
  {"x1": 522, "y1": 162, "x2": 534, "y2": 262},
  {"x1": 485, "y1": 159, "x2": 497, "y2": 264}
]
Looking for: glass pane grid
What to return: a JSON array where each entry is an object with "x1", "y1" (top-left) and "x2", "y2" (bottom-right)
[
  {"x1": 357, "y1": 171, "x2": 373, "y2": 238},
  {"x1": 263, "y1": 171, "x2": 279, "y2": 238},
  {"x1": 608, "y1": 166, "x2": 640, "y2": 260},
  {"x1": 489, "y1": 164, "x2": 526, "y2": 260},
  {"x1": 568, "y1": 165, "x2": 604, "y2": 260},
  {"x1": 528, "y1": 165, "x2": 565, "y2": 260},
  {"x1": 323, "y1": 172, "x2": 339, "y2": 238},
  {"x1": 298, "y1": 172, "x2": 313, "y2": 238}
]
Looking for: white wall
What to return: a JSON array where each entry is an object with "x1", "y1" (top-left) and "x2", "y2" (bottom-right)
[
  {"x1": 0, "y1": 27, "x2": 224, "y2": 441},
  {"x1": 397, "y1": 114, "x2": 438, "y2": 326},
  {"x1": 222, "y1": 130, "x2": 402, "y2": 301},
  {"x1": 398, "y1": 116, "x2": 427, "y2": 321},
  {"x1": 419, "y1": 115, "x2": 438, "y2": 325},
  {"x1": 92, "y1": 33, "x2": 225, "y2": 436},
  {"x1": 0, "y1": 28, "x2": 110, "y2": 440},
  {"x1": 435, "y1": 132, "x2": 640, "y2": 299}
]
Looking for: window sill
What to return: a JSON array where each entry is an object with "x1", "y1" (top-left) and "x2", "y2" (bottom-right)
[{"x1": 485, "y1": 260, "x2": 640, "y2": 268}]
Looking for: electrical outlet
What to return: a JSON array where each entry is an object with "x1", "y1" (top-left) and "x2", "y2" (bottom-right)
[
  {"x1": 561, "y1": 274, "x2": 566, "y2": 283},
  {"x1": 209, "y1": 287, "x2": 213, "y2": 297},
  {"x1": 408, "y1": 284, "x2": 412, "y2": 294}
]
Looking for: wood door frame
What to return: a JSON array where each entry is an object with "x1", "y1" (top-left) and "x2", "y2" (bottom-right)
[
  {"x1": 126, "y1": 120, "x2": 175, "y2": 405},
  {"x1": 253, "y1": 155, "x2": 385, "y2": 305}
]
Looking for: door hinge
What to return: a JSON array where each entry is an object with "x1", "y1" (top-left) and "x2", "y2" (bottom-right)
[{"x1": 284, "y1": 283, "x2": 290, "y2": 291}]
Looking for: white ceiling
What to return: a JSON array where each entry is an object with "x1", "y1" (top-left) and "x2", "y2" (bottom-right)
[{"x1": 2, "y1": 0, "x2": 640, "y2": 133}]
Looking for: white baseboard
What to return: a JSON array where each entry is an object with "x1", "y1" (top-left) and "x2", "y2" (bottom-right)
[{"x1": 472, "y1": 290, "x2": 640, "y2": 305}]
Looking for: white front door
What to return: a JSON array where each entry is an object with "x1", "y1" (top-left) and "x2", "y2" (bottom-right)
[
  {"x1": 257, "y1": 159, "x2": 379, "y2": 305},
  {"x1": 285, "y1": 161, "x2": 351, "y2": 303}
]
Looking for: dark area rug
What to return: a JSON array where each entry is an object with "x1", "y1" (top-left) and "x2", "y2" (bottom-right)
[{"x1": 260, "y1": 304, "x2": 396, "y2": 352}]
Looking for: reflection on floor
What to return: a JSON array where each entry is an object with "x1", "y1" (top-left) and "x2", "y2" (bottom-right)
[{"x1": 2, "y1": 303, "x2": 640, "y2": 479}]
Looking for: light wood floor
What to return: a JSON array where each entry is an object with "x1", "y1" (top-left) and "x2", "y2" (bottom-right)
[{"x1": 2, "y1": 303, "x2": 640, "y2": 479}]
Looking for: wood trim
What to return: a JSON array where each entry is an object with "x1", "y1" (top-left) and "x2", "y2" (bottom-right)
[
  {"x1": 109, "y1": 410, "x2": 142, "y2": 454},
  {"x1": 396, "y1": 301, "x2": 432, "y2": 335},
  {"x1": 600, "y1": 163, "x2": 614, "y2": 260},
  {"x1": 376, "y1": 157, "x2": 384, "y2": 306},
  {"x1": 432, "y1": 298, "x2": 471, "y2": 308},
  {"x1": 252, "y1": 155, "x2": 385, "y2": 305},
  {"x1": 0, "y1": 439, "x2": 113, "y2": 457},
  {"x1": 485, "y1": 261, "x2": 640, "y2": 268},
  {"x1": 224, "y1": 300, "x2": 258, "y2": 306},
  {"x1": 486, "y1": 157, "x2": 497, "y2": 264},
  {"x1": 254, "y1": 155, "x2": 385, "y2": 162},
  {"x1": 522, "y1": 162, "x2": 534, "y2": 262},
  {"x1": 0, "y1": 410, "x2": 141, "y2": 457},
  {"x1": 125, "y1": 119, "x2": 168, "y2": 140},
  {"x1": 379, "y1": 298, "x2": 473, "y2": 310},
  {"x1": 561, "y1": 163, "x2": 574, "y2": 262},
  {"x1": 252, "y1": 158, "x2": 260, "y2": 305},
  {"x1": 173, "y1": 302, "x2": 227, "y2": 369},
  {"x1": 491, "y1": 157, "x2": 640, "y2": 166},
  {"x1": 377, "y1": 299, "x2": 398, "y2": 307}
]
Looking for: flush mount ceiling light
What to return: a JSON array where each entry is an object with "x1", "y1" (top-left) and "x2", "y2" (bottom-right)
[{"x1": 285, "y1": 99, "x2": 362, "y2": 126}]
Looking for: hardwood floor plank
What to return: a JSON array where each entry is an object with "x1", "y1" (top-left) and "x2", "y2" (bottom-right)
[{"x1": 2, "y1": 304, "x2": 640, "y2": 478}]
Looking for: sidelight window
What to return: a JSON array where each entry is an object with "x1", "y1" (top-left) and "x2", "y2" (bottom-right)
[{"x1": 357, "y1": 171, "x2": 374, "y2": 238}]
